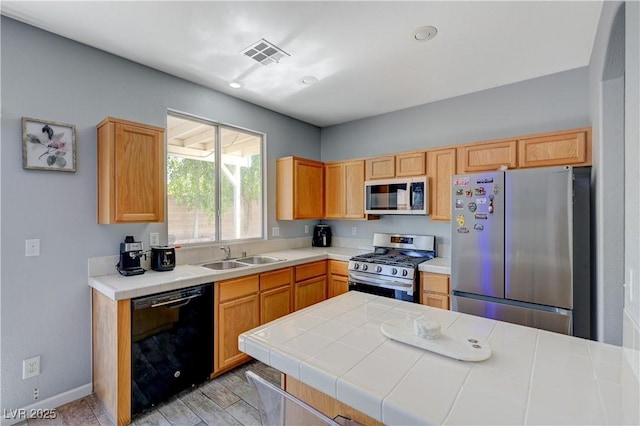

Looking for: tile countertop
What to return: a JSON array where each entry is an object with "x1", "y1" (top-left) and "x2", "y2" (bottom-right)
[
  {"x1": 239, "y1": 291, "x2": 640, "y2": 426},
  {"x1": 419, "y1": 256, "x2": 451, "y2": 274},
  {"x1": 89, "y1": 246, "x2": 366, "y2": 301}
]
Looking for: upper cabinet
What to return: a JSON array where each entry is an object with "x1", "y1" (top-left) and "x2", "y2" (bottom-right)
[
  {"x1": 276, "y1": 156, "x2": 324, "y2": 220},
  {"x1": 426, "y1": 148, "x2": 456, "y2": 222},
  {"x1": 366, "y1": 152, "x2": 425, "y2": 180},
  {"x1": 518, "y1": 128, "x2": 591, "y2": 168},
  {"x1": 457, "y1": 140, "x2": 517, "y2": 173},
  {"x1": 325, "y1": 160, "x2": 366, "y2": 219},
  {"x1": 97, "y1": 117, "x2": 165, "y2": 224}
]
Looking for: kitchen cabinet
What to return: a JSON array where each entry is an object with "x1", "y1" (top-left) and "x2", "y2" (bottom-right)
[
  {"x1": 518, "y1": 128, "x2": 591, "y2": 168},
  {"x1": 294, "y1": 261, "x2": 327, "y2": 310},
  {"x1": 215, "y1": 275, "x2": 259, "y2": 373},
  {"x1": 426, "y1": 148, "x2": 456, "y2": 222},
  {"x1": 92, "y1": 289, "x2": 131, "y2": 426},
  {"x1": 457, "y1": 140, "x2": 517, "y2": 173},
  {"x1": 365, "y1": 152, "x2": 425, "y2": 180},
  {"x1": 97, "y1": 117, "x2": 165, "y2": 224},
  {"x1": 276, "y1": 156, "x2": 324, "y2": 220},
  {"x1": 420, "y1": 272, "x2": 450, "y2": 310},
  {"x1": 260, "y1": 268, "x2": 293, "y2": 324},
  {"x1": 325, "y1": 160, "x2": 366, "y2": 219},
  {"x1": 395, "y1": 152, "x2": 426, "y2": 177},
  {"x1": 328, "y1": 260, "x2": 349, "y2": 298}
]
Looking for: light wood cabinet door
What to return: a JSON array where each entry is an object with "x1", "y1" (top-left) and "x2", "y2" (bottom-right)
[
  {"x1": 276, "y1": 156, "x2": 324, "y2": 220},
  {"x1": 217, "y1": 294, "x2": 259, "y2": 371},
  {"x1": 328, "y1": 275, "x2": 349, "y2": 298},
  {"x1": 426, "y1": 148, "x2": 456, "y2": 222},
  {"x1": 324, "y1": 162, "x2": 344, "y2": 219},
  {"x1": 97, "y1": 117, "x2": 165, "y2": 224},
  {"x1": 420, "y1": 272, "x2": 450, "y2": 310},
  {"x1": 260, "y1": 286, "x2": 292, "y2": 324},
  {"x1": 365, "y1": 155, "x2": 395, "y2": 180},
  {"x1": 396, "y1": 152, "x2": 426, "y2": 177},
  {"x1": 518, "y1": 129, "x2": 591, "y2": 168},
  {"x1": 295, "y1": 276, "x2": 327, "y2": 311},
  {"x1": 457, "y1": 140, "x2": 517, "y2": 173},
  {"x1": 343, "y1": 160, "x2": 365, "y2": 218},
  {"x1": 260, "y1": 268, "x2": 292, "y2": 324},
  {"x1": 423, "y1": 293, "x2": 450, "y2": 310}
]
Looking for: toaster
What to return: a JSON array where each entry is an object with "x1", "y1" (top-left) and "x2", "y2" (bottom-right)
[{"x1": 150, "y1": 246, "x2": 176, "y2": 271}]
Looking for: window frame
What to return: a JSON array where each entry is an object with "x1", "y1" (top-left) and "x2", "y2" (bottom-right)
[{"x1": 166, "y1": 109, "x2": 267, "y2": 245}]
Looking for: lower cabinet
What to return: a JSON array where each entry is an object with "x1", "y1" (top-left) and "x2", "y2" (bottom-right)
[
  {"x1": 294, "y1": 260, "x2": 327, "y2": 310},
  {"x1": 328, "y1": 260, "x2": 349, "y2": 298},
  {"x1": 215, "y1": 275, "x2": 260, "y2": 373},
  {"x1": 259, "y1": 268, "x2": 293, "y2": 324},
  {"x1": 420, "y1": 272, "x2": 451, "y2": 310}
]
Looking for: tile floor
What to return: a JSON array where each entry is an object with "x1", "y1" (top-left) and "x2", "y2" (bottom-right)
[{"x1": 27, "y1": 360, "x2": 281, "y2": 426}]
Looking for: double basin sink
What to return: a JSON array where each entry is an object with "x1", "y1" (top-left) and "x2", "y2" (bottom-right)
[{"x1": 201, "y1": 255, "x2": 283, "y2": 270}]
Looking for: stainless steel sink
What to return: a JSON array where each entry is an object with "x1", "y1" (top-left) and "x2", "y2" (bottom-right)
[
  {"x1": 201, "y1": 260, "x2": 248, "y2": 270},
  {"x1": 235, "y1": 256, "x2": 283, "y2": 265}
]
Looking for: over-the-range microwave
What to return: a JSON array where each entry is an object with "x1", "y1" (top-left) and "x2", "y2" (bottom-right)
[{"x1": 365, "y1": 176, "x2": 429, "y2": 215}]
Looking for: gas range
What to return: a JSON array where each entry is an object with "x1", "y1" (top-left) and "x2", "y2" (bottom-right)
[{"x1": 348, "y1": 233, "x2": 436, "y2": 302}]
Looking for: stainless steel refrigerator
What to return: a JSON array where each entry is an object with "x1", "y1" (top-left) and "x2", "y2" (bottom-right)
[{"x1": 450, "y1": 166, "x2": 593, "y2": 339}]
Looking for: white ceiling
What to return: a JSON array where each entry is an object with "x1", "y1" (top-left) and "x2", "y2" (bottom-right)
[{"x1": 1, "y1": 1, "x2": 603, "y2": 127}]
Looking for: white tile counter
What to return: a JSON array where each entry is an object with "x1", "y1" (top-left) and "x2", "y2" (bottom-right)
[
  {"x1": 89, "y1": 247, "x2": 365, "y2": 300},
  {"x1": 419, "y1": 257, "x2": 451, "y2": 275},
  {"x1": 239, "y1": 291, "x2": 640, "y2": 425}
]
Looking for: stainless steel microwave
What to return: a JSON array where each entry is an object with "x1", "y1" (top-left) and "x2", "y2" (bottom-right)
[{"x1": 365, "y1": 177, "x2": 429, "y2": 215}]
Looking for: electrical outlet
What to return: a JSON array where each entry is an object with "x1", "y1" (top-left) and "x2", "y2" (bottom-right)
[
  {"x1": 351, "y1": 227, "x2": 357, "y2": 236},
  {"x1": 150, "y1": 232, "x2": 160, "y2": 247},
  {"x1": 25, "y1": 239, "x2": 40, "y2": 257},
  {"x1": 33, "y1": 388, "x2": 39, "y2": 400},
  {"x1": 304, "y1": 225, "x2": 309, "y2": 234},
  {"x1": 23, "y1": 356, "x2": 40, "y2": 379},
  {"x1": 272, "y1": 227, "x2": 280, "y2": 237}
]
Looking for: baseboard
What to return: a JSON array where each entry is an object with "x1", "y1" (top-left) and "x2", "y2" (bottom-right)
[{"x1": 1, "y1": 383, "x2": 92, "y2": 426}]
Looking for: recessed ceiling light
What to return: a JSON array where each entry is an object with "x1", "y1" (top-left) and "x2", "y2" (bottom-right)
[
  {"x1": 229, "y1": 81, "x2": 244, "y2": 89},
  {"x1": 301, "y1": 76, "x2": 318, "y2": 86},
  {"x1": 412, "y1": 25, "x2": 438, "y2": 42}
]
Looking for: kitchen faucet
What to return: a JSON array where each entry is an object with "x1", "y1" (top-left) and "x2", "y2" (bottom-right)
[{"x1": 220, "y1": 246, "x2": 231, "y2": 260}]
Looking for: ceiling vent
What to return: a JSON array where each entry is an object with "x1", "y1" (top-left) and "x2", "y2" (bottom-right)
[{"x1": 241, "y1": 38, "x2": 290, "y2": 65}]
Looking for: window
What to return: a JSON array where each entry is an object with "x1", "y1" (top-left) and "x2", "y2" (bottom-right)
[{"x1": 166, "y1": 112, "x2": 263, "y2": 244}]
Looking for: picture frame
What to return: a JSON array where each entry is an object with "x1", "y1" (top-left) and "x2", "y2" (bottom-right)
[{"x1": 22, "y1": 117, "x2": 77, "y2": 172}]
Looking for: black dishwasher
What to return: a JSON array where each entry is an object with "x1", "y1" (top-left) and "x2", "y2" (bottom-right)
[{"x1": 131, "y1": 284, "x2": 213, "y2": 415}]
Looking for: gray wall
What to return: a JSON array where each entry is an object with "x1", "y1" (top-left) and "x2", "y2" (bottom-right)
[
  {"x1": 0, "y1": 17, "x2": 320, "y2": 411},
  {"x1": 320, "y1": 68, "x2": 590, "y2": 249}
]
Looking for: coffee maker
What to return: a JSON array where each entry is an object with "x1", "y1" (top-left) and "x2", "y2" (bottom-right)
[
  {"x1": 118, "y1": 236, "x2": 146, "y2": 276},
  {"x1": 312, "y1": 225, "x2": 332, "y2": 247}
]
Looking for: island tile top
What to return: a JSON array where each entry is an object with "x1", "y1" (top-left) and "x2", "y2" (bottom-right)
[{"x1": 239, "y1": 291, "x2": 639, "y2": 425}]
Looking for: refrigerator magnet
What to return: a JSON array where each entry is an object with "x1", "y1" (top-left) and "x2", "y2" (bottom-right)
[
  {"x1": 456, "y1": 214, "x2": 465, "y2": 227},
  {"x1": 476, "y1": 198, "x2": 487, "y2": 205},
  {"x1": 475, "y1": 213, "x2": 488, "y2": 220},
  {"x1": 493, "y1": 185, "x2": 500, "y2": 194},
  {"x1": 474, "y1": 223, "x2": 484, "y2": 231},
  {"x1": 455, "y1": 188, "x2": 464, "y2": 196},
  {"x1": 468, "y1": 202, "x2": 477, "y2": 212},
  {"x1": 465, "y1": 189, "x2": 473, "y2": 197},
  {"x1": 454, "y1": 177, "x2": 470, "y2": 186},
  {"x1": 455, "y1": 199, "x2": 464, "y2": 210},
  {"x1": 457, "y1": 227, "x2": 469, "y2": 233},
  {"x1": 477, "y1": 177, "x2": 494, "y2": 184},
  {"x1": 474, "y1": 187, "x2": 486, "y2": 195}
]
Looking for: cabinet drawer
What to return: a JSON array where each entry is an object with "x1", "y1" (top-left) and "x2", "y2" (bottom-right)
[
  {"x1": 260, "y1": 268, "x2": 292, "y2": 292},
  {"x1": 329, "y1": 260, "x2": 348, "y2": 276},
  {"x1": 295, "y1": 261, "x2": 327, "y2": 282},
  {"x1": 422, "y1": 293, "x2": 450, "y2": 310},
  {"x1": 421, "y1": 272, "x2": 449, "y2": 294},
  {"x1": 219, "y1": 275, "x2": 259, "y2": 302}
]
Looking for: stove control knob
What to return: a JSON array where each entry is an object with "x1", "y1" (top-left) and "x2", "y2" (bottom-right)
[
  {"x1": 391, "y1": 268, "x2": 398, "y2": 275},
  {"x1": 402, "y1": 269, "x2": 408, "y2": 277},
  {"x1": 362, "y1": 264, "x2": 368, "y2": 271},
  {"x1": 376, "y1": 266, "x2": 382, "y2": 273},
  {"x1": 353, "y1": 263, "x2": 359, "y2": 270}
]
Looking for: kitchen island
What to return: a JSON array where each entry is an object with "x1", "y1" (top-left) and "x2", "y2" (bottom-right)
[{"x1": 239, "y1": 291, "x2": 639, "y2": 425}]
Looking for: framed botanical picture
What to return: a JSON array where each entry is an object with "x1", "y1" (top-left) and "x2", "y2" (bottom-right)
[{"x1": 22, "y1": 117, "x2": 77, "y2": 172}]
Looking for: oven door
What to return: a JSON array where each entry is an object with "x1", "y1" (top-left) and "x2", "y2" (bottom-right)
[{"x1": 348, "y1": 272, "x2": 418, "y2": 303}]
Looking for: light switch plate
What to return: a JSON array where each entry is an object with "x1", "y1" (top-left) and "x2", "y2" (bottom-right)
[{"x1": 25, "y1": 239, "x2": 40, "y2": 257}]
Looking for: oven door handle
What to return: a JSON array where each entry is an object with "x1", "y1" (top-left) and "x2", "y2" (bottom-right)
[{"x1": 348, "y1": 272, "x2": 415, "y2": 293}]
